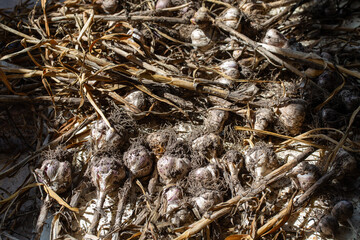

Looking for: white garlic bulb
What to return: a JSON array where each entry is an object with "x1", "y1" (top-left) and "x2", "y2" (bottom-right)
[
  {"x1": 156, "y1": 0, "x2": 171, "y2": 9},
  {"x1": 91, "y1": 119, "x2": 122, "y2": 150},
  {"x1": 204, "y1": 108, "x2": 229, "y2": 132},
  {"x1": 124, "y1": 90, "x2": 146, "y2": 111},
  {"x1": 262, "y1": 29, "x2": 288, "y2": 48},
  {"x1": 189, "y1": 164, "x2": 219, "y2": 184},
  {"x1": 277, "y1": 101, "x2": 306, "y2": 135},
  {"x1": 220, "y1": 60, "x2": 240, "y2": 78},
  {"x1": 254, "y1": 108, "x2": 274, "y2": 137},
  {"x1": 192, "y1": 133, "x2": 222, "y2": 158},
  {"x1": 191, "y1": 28, "x2": 211, "y2": 48},
  {"x1": 222, "y1": 7, "x2": 240, "y2": 29}
]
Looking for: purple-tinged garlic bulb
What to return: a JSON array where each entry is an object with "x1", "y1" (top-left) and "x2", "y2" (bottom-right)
[
  {"x1": 277, "y1": 101, "x2": 306, "y2": 135},
  {"x1": 189, "y1": 164, "x2": 219, "y2": 185},
  {"x1": 163, "y1": 186, "x2": 192, "y2": 226},
  {"x1": 254, "y1": 108, "x2": 274, "y2": 137},
  {"x1": 316, "y1": 215, "x2": 339, "y2": 237},
  {"x1": 262, "y1": 29, "x2": 288, "y2": 48},
  {"x1": 191, "y1": 28, "x2": 211, "y2": 48},
  {"x1": 221, "y1": 7, "x2": 240, "y2": 29},
  {"x1": 124, "y1": 90, "x2": 147, "y2": 112},
  {"x1": 35, "y1": 160, "x2": 72, "y2": 194},
  {"x1": 156, "y1": 0, "x2": 172, "y2": 9},
  {"x1": 157, "y1": 155, "x2": 191, "y2": 183},
  {"x1": 244, "y1": 143, "x2": 278, "y2": 180},
  {"x1": 91, "y1": 119, "x2": 122, "y2": 150},
  {"x1": 123, "y1": 145, "x2": 153, "y2": 178},
  {"x1": 192, "y1": 133, "x2": 222, "y2": 158},
  {"x1": 291, "y1": 162, "x2": 320, "y2": 191},
  {"x1": 331, "y1": 200, "x2": 353, "y2": 223},
  {"x1": 204, "y1": 108, "x2": 229, "y2": 133},
  {"x1": 193, "y1": 190, "x2": 223, "y2": 214}
]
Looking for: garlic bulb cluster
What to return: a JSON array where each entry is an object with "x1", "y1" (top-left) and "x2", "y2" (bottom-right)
[
  {"x1": 277, "y1": 101, "x2": 306, "y2": 135},
  {"x1": 157, "y1": 155, "x2": 191, "y2": 183},
  {"x1": 124, "y1": 90, "x2": 147, "y2": 112},
  {"x1": 262, "y1": 29, "x2": 288, "y2": 48},
  {"x1": 254, "y1": 108, "x2": 274, "y2": 137},
  {"x1": 244, "y1": 143, "x2": 278, "y2": 180},
  {"x1": 204, "y1": 108, "x2": 229, "y2": 133},
  {"x1": 91, "y1": 156, "x2": 126, "y2": 193},
  {"x1": 35, "y1": 159, "x2": 72, "y2": 193},
  {"x1": 123, "y1": 145, "x2": 153, "y2": 178},
  {"x1": 193, "y1": 190, "x2": 223, "y2": 214},
  {"x1": 221, "y1": 7, "x2": 240, "y2": 29},
  {"x1": 191, "y1": 28, "x2": 211, "y2": 48},
  {"x1": 192, "y1": 133, "x2": 222, "y2": 158},
  {"x1": 91, "y1": 119, "x2": 122, "y2": 150}
]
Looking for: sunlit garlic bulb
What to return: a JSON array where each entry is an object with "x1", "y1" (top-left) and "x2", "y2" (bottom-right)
[
  {"x1": 156, "y1": 0, "x2": 171, "y2": 9},
  {"x1": 244, "y1": 143, "x2": 278, "y2": 180},
  {"x1": 204, "y1": 108, "x2": 229, "y2": 133},
  {"x1": 292, "y1": 162, "x2": 320, "y2": 191},
  {"x1": 220, "y1": 60, "x2": 240, "y2": 78},
  {"x1": 191, "y1": 29, "x2": 211, "y2": 48},
  {"x1": 124, "y1": 90, "x2": 147, "y2": 112},
  {"x1": 91, "y1": 119, "x2": 121, "y2": 150},
  {"x1": 222, "y1": 7, "x2": 240, "y2": 29},
  {"x1": 164, "y1": 186, "x2": 183, "y2": 213},
  {"x1": 157, "y1": 155, "x2": 191, "y2": 183},
  {"x1": 262, "y1": 29, "x2": 288, "y2": 48},
  {"x1": 35, "y1": 160, "x2": 72, "y2": 193},
  {"x1": 331, "y1": 200, "x2": 353, "y2": 223},
  {"x1": 163, "y1": 186, "x2": 192, "y2": 226},
  {"x1": 91, "y1": 156, "x2": 126, "y2": 193},
  {"x1": 192, "y1": 133, "x2": 222, "y2": 158},
  {"x1": 189, "y1": 164, "x2": 219, "y2": 185},
  {"x1": 123, "y1": 145, "x2": 153, "y2": 178},
  {"x1": 146, "y1": 130, "x2": 170, "y2": 152},
  {"x1": 193, "y1": 190, "x2": 223, "y2": 214},
  {"x1": 101, "y1": 0, "x2": 118, "y2": 13},
  {"x1": 277, "y1": 101, "x2": 306, "y2": 135},
  {"x1": 254, "y1": 108, "x2": 274, "y2": 137},
  {"x1": 191, "y1": 7, "x2": 209, "y2": 25},
  {"x1": 317, "y1": 215, "x2": 339, "y2": 237}
]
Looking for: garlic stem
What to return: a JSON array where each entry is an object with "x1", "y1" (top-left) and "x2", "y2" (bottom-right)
[
  {"x1": 88, "y1": 190, "x2": 107, "y2": 235},
  {"x1": 35, "y1": 194, "x2": 51, "y2": 240}
]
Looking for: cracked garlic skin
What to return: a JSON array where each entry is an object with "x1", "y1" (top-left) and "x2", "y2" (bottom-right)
[
  {"x1": 244, "y1": 143, "x2": 278, "y2": 180},
  {"x1": 157, "y1": 155, "x2": 191, "y2": 183},
  {"x1": 35, "y1": 160, "x2": 72, "y2": 193},
  {"x1": 91, "y1": 156, "x2": 126, "y2": 193},
  {"x1": 254, "y1": 108, "x2": 274, "y2": 137},
  {"x1": 91, "y1": 119, "x2": 122, "y2": 150},
  {"x1": 262, "y1": 29, "x2": 288, "y2": 48},
  {"x1": 292, "y1": 162, "x2": 320, "y2": 191},
  {"x1": 331, "y1": 200, "x2": 353, "y2": 223},
  {"x1": 192, "y1": 133, "x2": 222, "y2": 158},
  {"x1": 317, "y1": 215, "x2": 339, "y2": 237},
  {"x1": 204, "y1": 108, "x2": 229, "y2": 133},
  {"x1": 123, "y1": 145, "x2": 153, "y2": 178},
  {"x1": 278, "y1": 102, "x2": 306, "y2": 135},
  {"x1": 193, "y1": 190, "x2": 223, "y2": 214}
]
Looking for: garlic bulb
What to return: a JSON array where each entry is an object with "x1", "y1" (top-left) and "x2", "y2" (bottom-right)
[
  {"x1": 163, "y1": 186, "x2": 192, "y2": 226},
  {"x1": 222, "y1": 7, "x2": 240, "y2": 29},
  {"x1": 164, "y1": 186, "x2": 183, "y2": 214},
  {"x1": 124, "y1": 90, "x2": 147, "y2": 112},
  {"x1": 193, "y1": 190, "x2": 223, "y2": 214},
  {"x1": 157, "y1": 155, "x2": 191, "y2": 183},
  {"x1": 191, "y1": 133, "x2": 222, "y2": 158},
  {"x1": 204, "y1": 108, "x2": 229, "y2": 133},
  {"x1": 220, "y1": 60, "x2": 240, "y2": 78},
  {"x1": 91, "y1": 119, "x2": 122, "y2": 150},
  {"x1": 317, "y1": 70, "x2": 341, "y2": 92},
  {"x1": 292, "y1": 162, "x2": 320, "y2": 191},
  {"x1": 191, "y1": 28, "x2": 211, "y2": 48},
  {"x1": 331, "y1": 200, "x2": 353, "y2": 223},
  {"x1": 123, "y1": 145, "x2": 153, "y2": 178},
  {"x1": 189, "y1": 164, "x2": 219, "y2": 185},
  {"x1": 156, "y1": 0, "x2": 171, "y2": 9},
  {"x1": 244, "y1": 143, "x2": 278, "y2": 180},
  {"x1": 35, "y1": 160, "x2": 72, "y2": 193},
  {"x1": 222, "y1": 150, "x2": 244, "y2": 195},
  {"x1": 277, "y1": 101, "x2": 306, "y2": 135},
  {"x1": 191, "y1": 7, "x2": 209, "y2": 25},
  {"x1": 254, "y1": 108, "x2": 274, "y2": 137},
  {"x1": 317, "y1": 215, "x2": 339, "y2": 237},
  {"x1": 339, "y1": 88, "x2": 360, "y2": 112},
  {"x1": 146, "y1": 130, "x2": 171, "y2": 152},
  {"x1": 333, "y1": 149, "x2": 357, "y2": 178},
  {"x1": 100, "y1": 0, "x2": 118, "y2": 13},
  {"x1": 262, "y1": 29, "x2": 288, "y2": 48}
]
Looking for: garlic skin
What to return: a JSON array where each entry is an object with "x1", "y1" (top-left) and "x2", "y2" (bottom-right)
[
  {"x1": 277, "y1": 102, "x2": 306, "y2": 135},
  {"x1": 193, "y1": 190, "x2": 223, "y2": 214},
  {"x1": 254, "y1": 108, "x2": 274, "y2": 137},
  {"x1": 317, "y1": 215, "x2": 339, "y2": 237},
  {"x1": 191, "y1": 28, "x2": 211, "y2": 48},
  {"x1": 146, "y1": 130, "x2": 170, "y2": 152},
  {"x1": 220, "y1": 60, "x2": 240, "y2": 79},
  {"x1": 262, "y1": 29, "x2": 288, "y2": 48},
  {"x1": 157, "y1": 155, "x2": 191, "y2": 183},
  {"x1": 191, "y1": 133, "x2": 222, "y2": 158},
  {"x1": 331, "y1": 200, "x2": 353, "y2": 223},
  {"x1": 90, "y1": 156, "x2": 126, "y2": 193},
  {"x1": 163, "y1": 186, "x2": 192, "y2": 226},
  {"x1": 189, "y1": 164, "x2": 219, "y2": 185},
  {"x1": 100, "y1": 0, "x2": 118, "y2": 13},
  {"x1": 123, "y1": 145, "x2": 153, "y2": 178},
  {"x1": 222, "y1": 7, "x2": 240, "y2": 29},
  {"x1": 35, "y1": 160, "x2": 72, "y2": 193},
  {"x1": 156, "y1": 0, "x2": 171, "y2": 9},
  {"x1": 124, "y1": 90, "x2": 147, "y2": 112},
  {"x1": 204, "y1": 108, "x2": 229, "y2": 133},
  {"x1": 91, "y1": 119, "x2": 122, "y2": 150},
  {"x1": 244, "y1": 143, "x2": 278, "y2": 180}
]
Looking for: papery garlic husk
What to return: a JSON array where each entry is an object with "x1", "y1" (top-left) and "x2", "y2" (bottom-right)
[
  {"x1": 262, "y1": 29, "x2": 288, "y2": 48},
  {"x1": 157, "y1": 155, "x2": 191, "y2": 183},
  {"x1": 191, "y1": 28, "x2": 211, "y2": 48},
  {"x1": 254, "y1": 108, "x2": 274, "y2": 137},
  {"x1": 191, "y1": 133, "x2": 222, "y2": 158},
  {"x1": 317, "y1": 215, "x2": 339, "y2": 237},
  {"x1": 244, "y1": 143, "x2": 278, "y2": 180},
  {"x1": 90, "y1": 156, "x2": 126, "y2": 193},
  {"x1": 124, "y1": 90, "x2": 147, "y2": 112},
  {"x1": 331, "y1": 200, "x2": 354, "y2": 222},
  {"x1": 35, "y1": 160, "x2": 72, "y2": 193},
  {"x1": 188, "y1": 164, "x2": 219, "y2": 186},
  {"x1": 91, "y1": 119, "x2": 123, "y2": 150},
  {"x1": 292, "y1": 162, "x2": 320, "y2": 191},
  {"x1": 193, "y1": 190, "x2": 223, "y2": 214},
  {"x1": 204, "y1": 108, "x2": 229, "y2": 133},
  {"x1": 156, "y1": 0, "x2": 172, "y2": 9},
  {"x1": 277, "y1": 101, "x2": 306, "y2": 135},
  {"x1": 123, "y1": 145, "x2": 153, "y2": 178},
  {"x1": 221, "y1": 7, "x2": 240, "y2": 29}
]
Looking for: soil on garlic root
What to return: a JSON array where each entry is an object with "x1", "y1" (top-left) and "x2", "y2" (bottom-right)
[{"x1": 0, "y1": 0, "x2": 360, "y2": 240}]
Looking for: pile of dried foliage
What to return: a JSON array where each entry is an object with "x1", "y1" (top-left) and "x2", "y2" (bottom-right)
[{"x1": 0, "y1": 0, "x2": 360, "y2": 239}]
